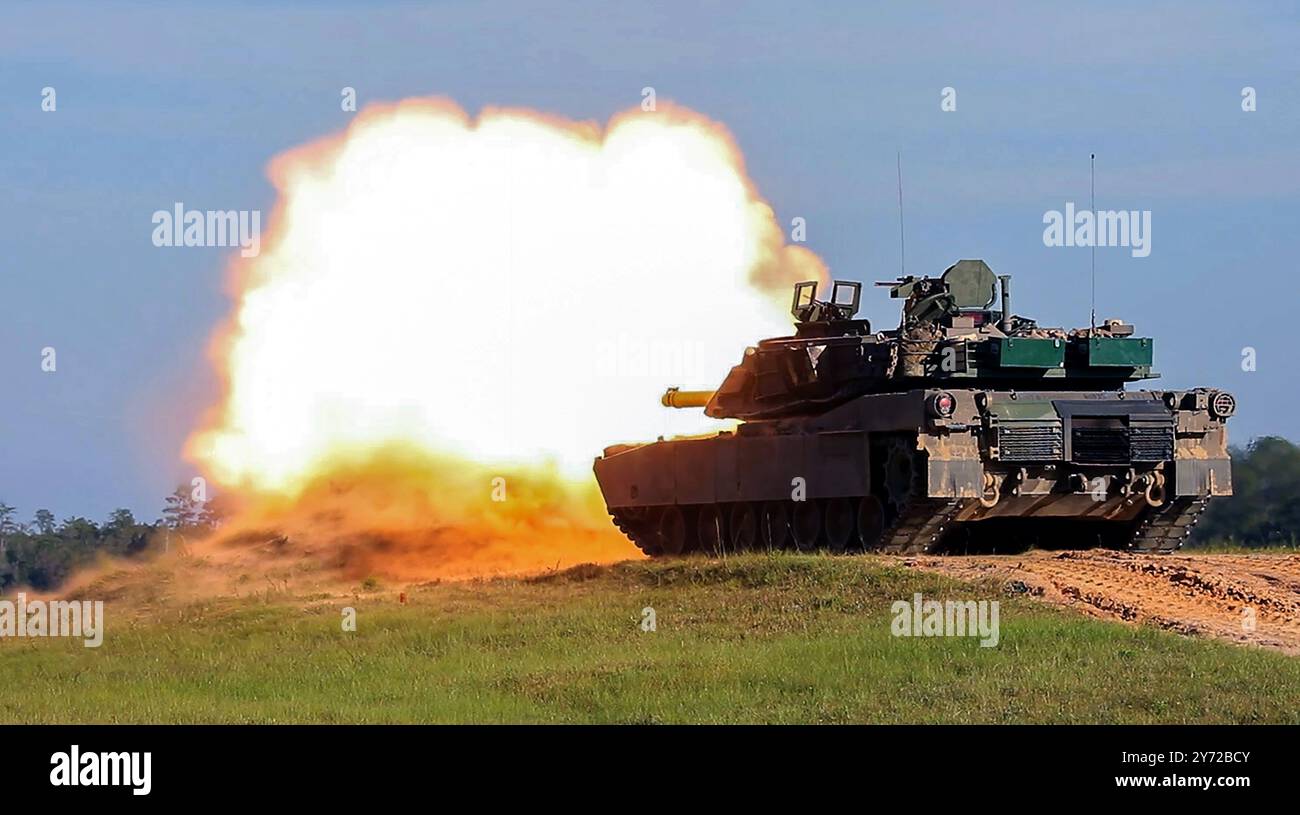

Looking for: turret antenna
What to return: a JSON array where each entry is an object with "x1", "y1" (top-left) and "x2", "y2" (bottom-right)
[
  {"x1": 896, "y1": 151, "x2": 906, "y2": 277},
  {"x1": 1090, "y1": 153, "x2": 1096, "y2": 333}
]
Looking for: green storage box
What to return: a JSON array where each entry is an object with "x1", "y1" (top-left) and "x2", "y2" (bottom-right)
[
  {"x1": 996, "y1": 337, "x2": 1064, "y2": 368},
  {"x1": 1088, "y1": 337, "x2": 1153, "y2": 367}
]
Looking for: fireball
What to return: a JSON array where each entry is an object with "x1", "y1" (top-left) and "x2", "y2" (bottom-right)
[{"x1": 190, "y1": 98, "x2": 825, "y2": 497}]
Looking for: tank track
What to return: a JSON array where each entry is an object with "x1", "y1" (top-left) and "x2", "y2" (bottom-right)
[
  {"x1": 1125, "y1": 496, "x2": 1209, "y2": 554},
  {"x1": 611, "y1": 496, "x2": 1210, "y2": 558},
  {"x1": 611, "y1": 512, "x2": 659, "y2": 557},
  {"x1": 874, "y1": 498, "x2": 964, "y2": 555}
]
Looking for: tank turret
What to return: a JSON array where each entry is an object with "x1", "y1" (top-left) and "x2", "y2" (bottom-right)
[{"x1": 702, "y1": 260, "x2": 1157, "y2": 421}]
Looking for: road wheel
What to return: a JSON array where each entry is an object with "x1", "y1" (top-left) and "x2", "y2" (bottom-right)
[
  {"x1": 657, "y1": 505, "x2": 689, "y2": 556},
  {"x1": 760, "y1": 501, "x2": 791, "y2": 550},
  {"x1": 697, "y1": 505, "x2": 726, "y2": 556},
  {"x1": 729, "y1": 502, "x2": 758, "y2": 551},
  {"x1": 858, "y1": 496, "x2": 886, "y2": 551},
  {"x1": 792, "y1": 500, "x2": 823, "y2": 551},
  {"x1": 824, "y1": 498, "x2": 855, "y2": 553}
]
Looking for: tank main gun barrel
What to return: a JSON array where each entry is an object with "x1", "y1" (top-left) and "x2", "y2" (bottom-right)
[{"x1": 661, "y1": 387, "x2": 714, "y2": 409}]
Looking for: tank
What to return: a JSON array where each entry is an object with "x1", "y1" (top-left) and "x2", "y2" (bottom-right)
[{"x1": 593, "y1": 259, "x2": 1235, "y2": 556}]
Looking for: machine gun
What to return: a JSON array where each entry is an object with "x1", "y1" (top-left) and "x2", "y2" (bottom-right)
[{"x1": 877, "y1": 259, "x2": 1012, "y2": 331}]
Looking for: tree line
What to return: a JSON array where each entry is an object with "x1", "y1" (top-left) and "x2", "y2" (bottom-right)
[{"x1": 0, "y1": 486, "x2": 229, "y2": 591}]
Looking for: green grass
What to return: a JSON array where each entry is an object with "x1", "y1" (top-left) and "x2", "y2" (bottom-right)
[
  {"x1": 1184, "y1": 539, "x2": 1300, "y2": 554},
  {"x1": 2, "y1": 554, "x2": 1298, "y2": 723}
]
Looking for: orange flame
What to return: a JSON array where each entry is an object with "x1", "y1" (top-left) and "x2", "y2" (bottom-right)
[{"x1": 186, "y1": 97, "x2": 826, "y2": 580}]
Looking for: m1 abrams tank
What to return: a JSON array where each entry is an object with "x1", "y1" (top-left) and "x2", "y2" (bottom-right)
[{"x1": 593, "y1": 259, "x2": 1235, "y2": 556}]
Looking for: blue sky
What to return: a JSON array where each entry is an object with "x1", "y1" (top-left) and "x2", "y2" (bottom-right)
[{"x1": 1, "y1": 1, "x2": 1297, "y2": 521}]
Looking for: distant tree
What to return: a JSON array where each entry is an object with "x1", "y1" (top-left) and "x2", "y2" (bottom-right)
[
  {"x1": 162, "y1": 485, "x2": 202, "y2": 530},
  {"x1": 106, "y1": 508, "x2": 137, "y2": 532},
  {"x1": 99, "y1": 508, "x2": 150, "y2": 557},
  {"x1": 32, "y1": 509, "x2": 56, "y2": 535},
  {"x1": 0, "y1": 502, "x2": 15, "y2": 554},
  {"x1": 58, "y1": 517, "x2": 100, "y2": 544}
]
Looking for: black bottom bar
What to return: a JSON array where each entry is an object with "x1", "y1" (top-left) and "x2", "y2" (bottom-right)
[{"x1": 3, "y1": 724, "x2": 1285, "y2": 802}]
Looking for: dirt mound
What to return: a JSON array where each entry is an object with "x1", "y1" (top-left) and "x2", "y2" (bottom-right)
[{"x1": 905, "y1": 550, "x2": 1300, "y2": 654}]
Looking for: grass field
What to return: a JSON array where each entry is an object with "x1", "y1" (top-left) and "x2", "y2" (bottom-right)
[
  {"x1": 1185, "y1": 540, "x2": 1300, "y2": 554},
  {"x1": 2, "y1": 554, "x2": 1298, "y2": 723}
]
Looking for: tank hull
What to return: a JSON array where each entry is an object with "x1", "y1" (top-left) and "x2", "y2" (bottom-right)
[{"x1": 594, "y1": 387, "x2": 1231, "y2": 556}]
